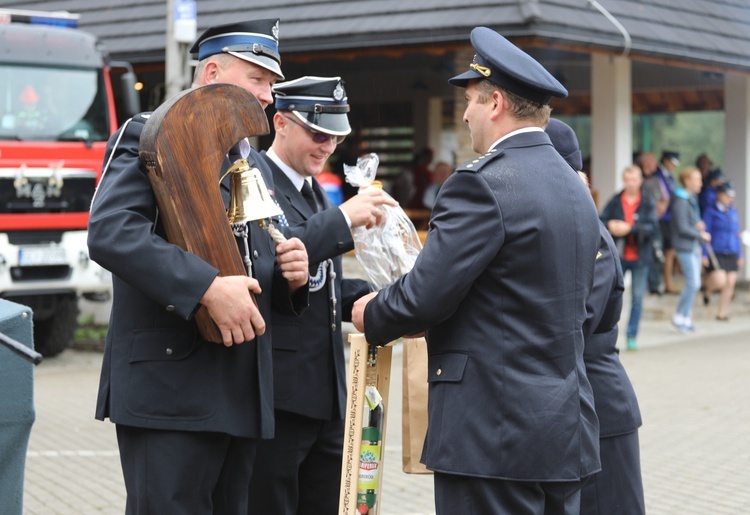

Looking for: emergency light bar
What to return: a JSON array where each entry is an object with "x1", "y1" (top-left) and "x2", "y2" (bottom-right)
[{"x1": 0, "y1": 9, "x2": 79, "y2": 28}]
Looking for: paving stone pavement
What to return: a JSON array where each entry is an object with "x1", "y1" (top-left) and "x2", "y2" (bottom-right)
[{"x1": 19, "y1": 260, "x2": 750, "y2": 514}]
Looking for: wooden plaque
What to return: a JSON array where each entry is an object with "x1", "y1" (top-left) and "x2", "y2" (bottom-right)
[{"x1": 139, "y1": 84, "x2": 269, "y2": 342}]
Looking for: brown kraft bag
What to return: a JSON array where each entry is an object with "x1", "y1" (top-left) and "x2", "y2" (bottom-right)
[{"x1": 401, "y1": 337, "x2": 432, "y2": 474}]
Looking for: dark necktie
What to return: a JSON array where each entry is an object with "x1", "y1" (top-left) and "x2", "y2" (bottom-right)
[{"x1": 301, "y1": 180, "x2": 318, "y2": 213}]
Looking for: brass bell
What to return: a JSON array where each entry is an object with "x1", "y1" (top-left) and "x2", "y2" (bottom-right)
[{"x1": 220, "y1": 158, "x2": 282, "y2": 224}]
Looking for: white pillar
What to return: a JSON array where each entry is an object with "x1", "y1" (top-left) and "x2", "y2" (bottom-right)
[
  {"x1": 590, "y1": 54, "x2": 632, "y2": 209},
  {"x1": 724, "y1": 73, "x2": 750, "y2": 281}
]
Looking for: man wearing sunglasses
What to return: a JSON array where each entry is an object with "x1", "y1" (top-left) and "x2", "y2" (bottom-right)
[
  {"x1": 249, "y1": 76, "x2": 396, "y2": 514},
  {"x1": 88, "y1": 19, "x2": 311, "y2": 513}
]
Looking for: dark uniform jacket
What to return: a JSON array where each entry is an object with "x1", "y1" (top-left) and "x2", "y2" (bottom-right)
[
  {"x1": 88, "y1": 113, "x2": 305, "y2": 439},
  {"x1": 583, "y1": 222, "x2": 643, "y2": 438},
  {"x1": 363, "y1": 130, "x2": 601, "y2": 481},
  {"x1": 263, "y1": 152, "x2": 370, "y2": 420}
]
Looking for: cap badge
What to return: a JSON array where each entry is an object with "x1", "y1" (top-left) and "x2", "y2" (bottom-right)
[
  {"x1": 470, "y1": 62, "x2": 491, "y2": 77},
  {"x1": 272, "y1": 20, "x2": 280, "y2": 40},
  {"x1": 333, "y1": 82, "x2": 345, "y2": 102}
]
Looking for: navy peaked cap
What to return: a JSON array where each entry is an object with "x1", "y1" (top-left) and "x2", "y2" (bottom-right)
[
  {"x1": 273, "y1": 76, "x2": 351, "y2": 136},
  {"x1": 717, "y1": 180, "x2": 735, "y2": 197},
  {"x1": 449, "y1": 27, "x2": 567, "y2": 105},
  {"x1": 190, "y1": 19, "x2": 283, "y2": 80},
  {"x1": 661, "y1": 151, "x2": 680, "y2": 166},
  {"x1": 545, "y1": 118, "x2": 583, "y2": 171}
]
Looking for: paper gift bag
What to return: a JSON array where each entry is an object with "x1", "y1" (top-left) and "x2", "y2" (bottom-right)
[{"x1": 402, "y1": 337, "x2": 432, "y2": 474}]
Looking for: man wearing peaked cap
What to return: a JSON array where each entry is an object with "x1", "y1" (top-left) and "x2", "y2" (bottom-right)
[
  {"x1": 248, "y1": 76, "x2": 395, "y2": 514},
  {"x1": 87, "y1": 18, "x2": 311, "y2": 513},
  {"x1": 655, "y1": 149, "x2": 680, "y2": 294},
  {"x1": 352, "y1": 27, "x2": 602, "y2": 514},
  {"x1": 548, "y1": 119, "x2": 647, "y2": 515}
]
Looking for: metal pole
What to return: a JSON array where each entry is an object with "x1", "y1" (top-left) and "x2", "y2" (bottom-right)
[
  {"x1": 165, "y1": 0, "x2": 182, "y2": 100},
  {"x1": 0, "y1": 332, "x2": 42, "y2": 365}
]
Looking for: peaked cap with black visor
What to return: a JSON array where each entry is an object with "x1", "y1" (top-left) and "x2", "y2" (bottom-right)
[
  {"x1": 449, "y1": 26, "x2": 568, "y2": 105},
  {"x1": 273, "y1": 76, "x2": 351, "y2": 136},
  {"x1": 189, "y1": 19, "x2": 284, "y2": 80}
]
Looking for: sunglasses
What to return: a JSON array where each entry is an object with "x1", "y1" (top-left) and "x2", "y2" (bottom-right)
[{"x1": 284, "y1": 115, "x2": 346, "y2": 145}]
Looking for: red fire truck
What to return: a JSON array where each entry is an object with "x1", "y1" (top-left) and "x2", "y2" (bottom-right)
[{"x1": 0, "y1": 9, "x2": 139, "y2": 356}]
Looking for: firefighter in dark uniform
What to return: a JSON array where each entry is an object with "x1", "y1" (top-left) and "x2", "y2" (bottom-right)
[
  {"x1": 352, "y1": 27, "x2": 601, "y2": 515},
  {"x1": 248, "y1": 76, "x2": 395, "y2": 514},
  {"x1": 546, "y1": 118, "x2": 645, "y2": 515},
  {"x1": 87, "y1": 19, "x2": 310, "y2": 513}
]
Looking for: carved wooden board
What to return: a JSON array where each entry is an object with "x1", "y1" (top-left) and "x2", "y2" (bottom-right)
[{"x1": 139, "y1": 83, "x2": 269, "y2": 342}]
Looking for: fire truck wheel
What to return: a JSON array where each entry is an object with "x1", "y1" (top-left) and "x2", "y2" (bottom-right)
[{"x1": 35, "y1": 296, "x2": 78, "y2": 357}]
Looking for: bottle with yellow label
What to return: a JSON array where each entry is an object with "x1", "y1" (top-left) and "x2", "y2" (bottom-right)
[{"x1": 356, "y1": 385, "x2": 383, "y2": 514}]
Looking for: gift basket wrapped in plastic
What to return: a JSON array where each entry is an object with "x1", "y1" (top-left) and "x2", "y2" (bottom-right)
[{"x1": 344, "y1": 153, "x2": 423, "y2": 290}]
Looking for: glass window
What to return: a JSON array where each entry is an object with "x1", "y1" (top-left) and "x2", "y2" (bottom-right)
[{"x1": 0, "y1": 64, "x2": 108, "y2": 142}]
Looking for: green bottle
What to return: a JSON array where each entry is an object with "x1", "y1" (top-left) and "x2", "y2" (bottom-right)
[{"x1": 357, "y1": 385, "x2": 383, "y2": 514}]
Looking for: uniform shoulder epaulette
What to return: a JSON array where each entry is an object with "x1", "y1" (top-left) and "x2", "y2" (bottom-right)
[{"x1": 456, "y1": 147, "x2": 505, "y2": 172}]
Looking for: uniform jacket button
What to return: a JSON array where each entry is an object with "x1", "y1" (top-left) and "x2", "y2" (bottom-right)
[
  {"x1": 165, "y1": 348, "x2": 173, "y2": 355},
  {"x1": 436, "y1": 368, "x2": 442, "y2": 376},
  {"x1": 166, "y1": 305, "x2": 175, "y2": 312},
  {"x1": 253, "y1": 250, "x2": 259, "y2": 258}
]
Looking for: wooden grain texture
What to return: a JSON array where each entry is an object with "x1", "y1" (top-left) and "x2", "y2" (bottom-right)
[{"x1": 139, "y1": 83, "x2": 269, "y2": 342}]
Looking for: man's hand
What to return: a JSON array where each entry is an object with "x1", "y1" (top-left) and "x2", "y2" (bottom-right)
[
  {"x1": 606, "y1": 219, "x2": 632, "y2": 238},
  {"x1": 352, "y1": 291, "x2": 378, "y2": 332},
  {"x1": 200, "y1": 275, "x2": 264, "y2": 347},
  {"x1": 276, "y1": 237, "x2": 309, "y2": 293},
  {"x1": 340, "y1": 188, "x2": 398, "y2": 229}
]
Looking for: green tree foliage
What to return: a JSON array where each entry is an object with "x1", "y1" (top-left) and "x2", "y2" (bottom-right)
[{"x1": 557, "y1": 111, "x2": 726, "y2": 175}]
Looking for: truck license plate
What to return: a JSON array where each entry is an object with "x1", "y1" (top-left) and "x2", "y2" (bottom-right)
[{"x1": 18, "y1": 247, "x2": 68, "y2": 266}]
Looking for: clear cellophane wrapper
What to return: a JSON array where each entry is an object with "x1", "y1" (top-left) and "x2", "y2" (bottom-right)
[{"x1": 345, "y1": 153, "x2": 423, "y2": 290}]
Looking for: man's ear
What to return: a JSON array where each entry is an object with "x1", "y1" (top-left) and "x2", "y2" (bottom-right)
[
  {"x1": 272, "y1": 112, "x2": 286, "y2": 133},
  {"x1": 489, "y1": 90, "x2": 505, "y2": 121},
  {"x1": 203, "y1": 60, "x2": 219, "y2": 84}
]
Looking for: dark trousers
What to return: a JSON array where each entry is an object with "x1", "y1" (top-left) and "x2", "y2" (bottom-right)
[
  {"x1": 434, "y1": 472, "x2": 584, "y2": 515},
  {"x1": 580, "y1": 430, "x2": 645, "y2": 515},
  {"x1": 116, "y1": 424, "x2": 257, "y2": 515},
  {"x1": 248, "y1": 410, "x2": 344, "y2": 515}
]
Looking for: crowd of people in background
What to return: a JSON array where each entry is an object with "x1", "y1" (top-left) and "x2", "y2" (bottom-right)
[
  {"x1": 319, "y1": 125, "x2": 744, "y2": 353},
  {"x1": 602, "y1": 149, "x2": 744, "y2": 350},
  {"x1": 331, "y1": 140, "x2": 743, "y2": 353}
]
